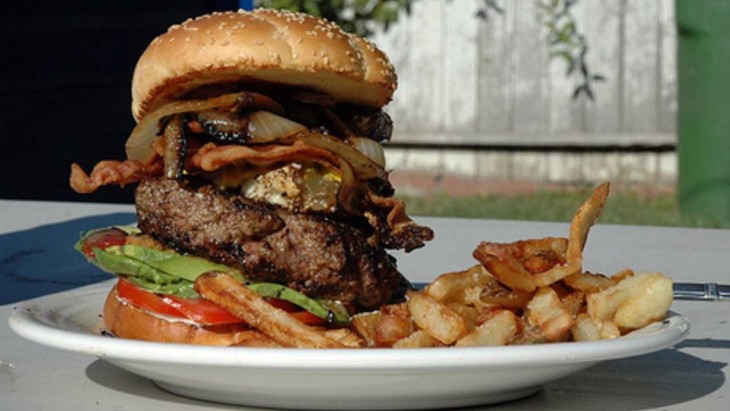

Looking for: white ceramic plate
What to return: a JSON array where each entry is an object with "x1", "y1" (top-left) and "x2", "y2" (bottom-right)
[{"x1": 9, "y1": 280, "x2": 689, "y2": 410}]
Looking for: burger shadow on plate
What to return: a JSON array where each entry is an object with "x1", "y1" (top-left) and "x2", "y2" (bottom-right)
[{"x1": 0, "y1": 213, "x2": 135, "y2": 305}]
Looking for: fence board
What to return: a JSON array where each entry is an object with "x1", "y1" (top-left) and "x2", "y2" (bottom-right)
[
  {"x1": 404, "y1": 0, "x2": 443, "y2": 133},
  {"x1": 658, "y1": 0, "x2": 677, "y2": 132},
  {"x1": 548, "y1": 1, "x2": 585, "y2": 134},
  {"x1": 511, "y1": 0, "x2": 550, "y2": 134},
  {"x1": 476, "y1": 0, "x2": 514, "y2": 133},
  {"x1": 623, "y1": 0, "x2": 660, "y2": 131},
  {"x1": 582, "y1": 0, "x2": 623, "y2": 133},
  {"x1": 374, "y1": 1, "x2": 678, "y2": 185}
]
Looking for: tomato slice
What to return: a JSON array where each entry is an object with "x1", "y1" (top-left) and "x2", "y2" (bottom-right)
[
  {"x1": 266, "y1": 298, "x2": 326, "y2": 325},
  {"x1": 266, "y1": 297, "x2": 301, "y2": 312},
  {"x1": 117, "y1": 278, "x2": 186, "y2": 319},
  {"x1": 116, "y1": 279, "x2": 325, "y2": 326},
  {"x1": 162, "y1": 295, "x2": 243, "y2": 325},
  {"x1": 290, "y1": 310, "x2": 327, "y2": 325},
  {"x1": 83, "y1": 228, "x2": 128, "y2": 257}
]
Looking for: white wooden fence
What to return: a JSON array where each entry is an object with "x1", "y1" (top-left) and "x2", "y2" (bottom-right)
[{"x1": 372, "y1": 0, "x2": 677, "y2": 186}]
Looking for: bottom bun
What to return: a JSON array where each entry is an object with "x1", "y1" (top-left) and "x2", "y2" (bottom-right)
[{"x1": 103, "y1": 285, "x2": 279, "y2": 347}]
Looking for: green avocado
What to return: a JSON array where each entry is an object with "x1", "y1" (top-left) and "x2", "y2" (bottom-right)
[{"x1": 78, "y1": 227, "x2": 350, "y2": 322}]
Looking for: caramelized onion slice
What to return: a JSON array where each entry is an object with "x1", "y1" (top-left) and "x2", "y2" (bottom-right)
[
  {"x1": 247, "y1": 111, "x2": 307, "y2": 142},
  {"x1": 126, "y1": 92, "x2": 283, "y2": 163},
  {"x1": 291, "y1": 132, "x2": 387, "y2": 181},
  {"x1": 349, "y1": 137, "x2": 386, "y2": 168}
]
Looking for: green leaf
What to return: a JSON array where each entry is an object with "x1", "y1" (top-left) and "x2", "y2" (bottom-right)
[{"x1": 248, "y1": 282, "x2": 350, "y2": 324}]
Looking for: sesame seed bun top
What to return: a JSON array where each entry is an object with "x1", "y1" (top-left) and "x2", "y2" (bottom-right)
[{"x1": 131, "y1": 9, "x2": 397, "y2": 121}]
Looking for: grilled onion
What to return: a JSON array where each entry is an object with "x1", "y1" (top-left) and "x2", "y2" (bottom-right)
[
  {"x1": 247, "y1": 111, "x2": 307, "y2": 142},
  {"x1": 348, "y1": 137, "x2": 386, "y2": 168},
  {"x1": 291, "y1": 132, "x2": 387, "y2": 181},
  {"x1": 126, "y1": 92, "x2": 283, "y2": 163}
]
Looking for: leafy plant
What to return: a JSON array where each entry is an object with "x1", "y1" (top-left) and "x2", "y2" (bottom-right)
[
  {"x1": 255, "y1": 0, "x2": 414, "y2": 38},
  {"x1": 476, "y1": 0, "x2": 605, "y2": 100}
]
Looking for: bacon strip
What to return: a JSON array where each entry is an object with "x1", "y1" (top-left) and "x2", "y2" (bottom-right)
[
  {"x1": 70, "y1": 160, "x2": 162, "y2": 194},
  {"x1": 188, "y1": 141, "x2": 341, "y2": 172},
  {"x1": 367, "y1": 193, "x2": 435, "y2": 252}
]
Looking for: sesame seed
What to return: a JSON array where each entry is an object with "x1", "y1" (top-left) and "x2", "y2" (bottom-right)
[
  {"x1": 254, "y1": 40, "x2": 263, "y2": 46},
  {"x1": 221, "y1": 40, "x2": 230, "y2": 46}
]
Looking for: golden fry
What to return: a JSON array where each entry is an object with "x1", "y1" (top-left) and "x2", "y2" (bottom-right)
[
  {"x1": 456, "y1": 310, "x2": 518, "y2": 347},
  {"x1": 587, "y1": 272, "x2": 673, "y2": 329},
  {"x1": 525, "y1": 287, "x2": 575, "y2": 342},
  {"x1": 195, "y1": 272, "x2": 345, "y2": 349},
  {"x1": 392, "y1": 330, "x2": 439, "y2": 349},
  {"x1": 374, "y1": 312, "x2": 415, "y2": 347},
  {"x1": 473, "y1": 242, "x2": 537, "y2": 292},
  {"x1": 350, "y1": 312, "x2": 379, "y2": 347},
  {"x1": 407, "y1": 290, "x2": 467, "y2": 345},
  {"x1": 425, "y1": 264, "x2": 490, "y2": 302},
  {"x1": 563, "y1": 271, "x2": 615, "y2": 293}
]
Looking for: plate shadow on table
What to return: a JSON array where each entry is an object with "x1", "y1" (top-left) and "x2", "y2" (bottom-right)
[
  {"x1": 481, "y1": 343, "x2": 727, "y2": 411},
  {"x1": 0, "y1": 213, "x2": 135, "y2": 305}
]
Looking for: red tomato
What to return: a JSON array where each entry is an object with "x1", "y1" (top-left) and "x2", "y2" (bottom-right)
[
  {"x1": 162, "y1": 295, "x2": 243, "y2": 325},
  {"x1": 266, "y1": 297, "x2": 301, "y2": 312},
  {"x1": 266, "y1": 298, "x2": 326, "y2": 325},
  {"x1": 117, "y1": 278, "x2": 186, "y2": 319},
  {"x1": 290, "y1": 310, "x2": 327, "y2": 325},
  {"x1": 116, "y1": 279, "x2": 325, "y2": 326},
  {"x1": 82, "y1": 228, "x2": 128, "y2": 257}
]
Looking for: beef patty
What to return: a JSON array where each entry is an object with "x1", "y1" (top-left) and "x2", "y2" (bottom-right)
[{"x1": 135, "y1": 178, "x2": 410, "y2": 312}]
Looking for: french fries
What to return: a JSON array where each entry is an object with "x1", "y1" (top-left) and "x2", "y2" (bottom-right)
[
  {"x1": 195, "y1": 272, "x2": 345, "y2": 348},
  {"x1": 407, "y1": 290, "x2": 467, "y2": 345},
  {"x1": 587, "y1": 272, "x2": 673, "y2": 329},
  {"x1": 455, "y1": 310, "x2": 518, "y2": 347},
  {"x1": 351, "y1": 183, "x2": 672, "y2": 348},
  {"x1": 193, "y1": 183, "x2": 673, "y2": 349}
]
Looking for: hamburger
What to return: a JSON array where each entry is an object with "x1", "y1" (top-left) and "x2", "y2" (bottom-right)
[{"x1": 70, "y1": 9, "x2": 433, "y2": 346}]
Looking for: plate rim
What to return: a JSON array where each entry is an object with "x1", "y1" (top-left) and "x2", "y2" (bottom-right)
[{"x1": 8, "y1": 280, "x2": 690, "y2": 370}]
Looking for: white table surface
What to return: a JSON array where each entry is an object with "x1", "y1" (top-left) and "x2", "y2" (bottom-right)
[{"x1": 1, "y1": 199, "x2": 728, "y2": 410}]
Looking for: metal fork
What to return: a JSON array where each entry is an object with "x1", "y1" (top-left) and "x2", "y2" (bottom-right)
[
  {"x1": 673, "y1": 283, "x2": 730, "y2": 301},
  {"x1": 412, "y1": 282, "x2": 729, "y2": 301}
]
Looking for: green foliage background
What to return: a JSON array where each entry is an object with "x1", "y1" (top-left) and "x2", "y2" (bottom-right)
[{"x1": 255, "y1": 0, "x2": 414, "y2": 37}]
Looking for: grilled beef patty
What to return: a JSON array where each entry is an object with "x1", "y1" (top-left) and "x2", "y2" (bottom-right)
[{"x1": 135, "y1": 178, "x2": 410, "y2": 312}]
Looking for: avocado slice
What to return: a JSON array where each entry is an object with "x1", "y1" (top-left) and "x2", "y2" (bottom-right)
[{"x1": 78, "y1": 227, "x2": 350, "y2": 322}]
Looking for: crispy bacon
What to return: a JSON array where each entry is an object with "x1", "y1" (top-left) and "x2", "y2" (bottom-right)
[
  {"x1": 189, "y1": 141, "x2": 341, "y2": 172},
  {"x1": 70, "y1": 160, "x2": 162, "y2": 194},
  {"x1": 366, "y1": 193, "x2": 434, "y2": 252}
]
